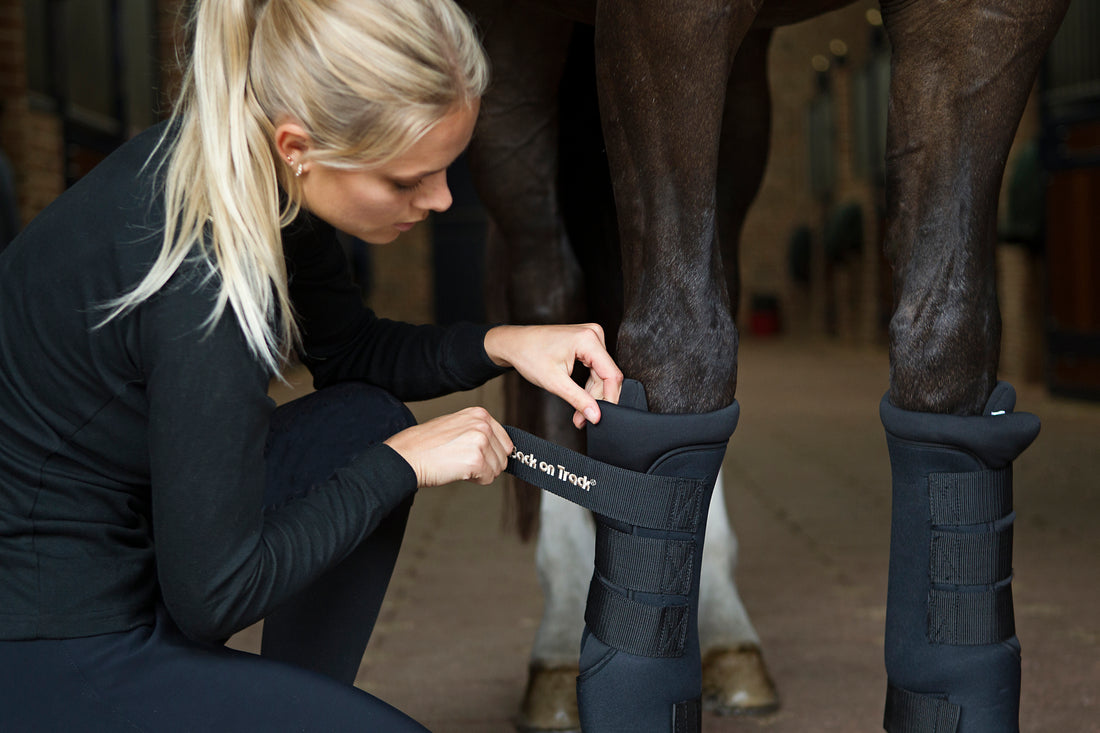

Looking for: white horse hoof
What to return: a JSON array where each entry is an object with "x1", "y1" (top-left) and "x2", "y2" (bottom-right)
[
  {"x1": 702, "y1": 645, "x2": 780, "y2": 716},
  {"x1": 515, "y1": 664, "x2": 581, "y2": 733}
]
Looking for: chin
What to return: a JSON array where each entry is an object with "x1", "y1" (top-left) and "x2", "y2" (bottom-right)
[{"x1": 359, "y1": 230, "x2": 400, "y2": 245}]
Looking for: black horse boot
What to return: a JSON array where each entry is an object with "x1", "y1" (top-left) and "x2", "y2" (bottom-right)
[
  {"x1": 576, "y1": 379, "x2": 739, "y2": 733},
  {"x1": 881, "y1": 381, "x2": 1040, "y2": 733}
]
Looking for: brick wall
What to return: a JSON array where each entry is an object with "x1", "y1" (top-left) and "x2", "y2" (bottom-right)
[
  {"x1": 0, "y1": 0, "x2": 65, "y2": 228},
  {"x1": 0, "y1": 0, "x2": 186, "y2": 230},
  {"x1": 157, "y1": 0, "x2": 187, "y2": 114}
]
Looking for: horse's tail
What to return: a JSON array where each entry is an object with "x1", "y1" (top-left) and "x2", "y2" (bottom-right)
[
  {"x1": 498, "y1": 370, "x2": 587, "y2": 541},
  {"x1": 502, "y1": 475, "x2": 541, "y2": 542}
]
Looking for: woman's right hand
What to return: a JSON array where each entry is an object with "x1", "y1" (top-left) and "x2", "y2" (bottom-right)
[{"x1": 384, "y1": 407, "x2": 514, "y2": 488}]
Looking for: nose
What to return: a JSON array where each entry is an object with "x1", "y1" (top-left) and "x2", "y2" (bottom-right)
[{"x1": 416, "y1": 171, "x2": 453, "y2": 213}]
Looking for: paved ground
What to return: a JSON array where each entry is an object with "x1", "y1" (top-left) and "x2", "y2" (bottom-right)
[{"x1": 231, "y1": 337, "x2": 1099, "y2": 732}]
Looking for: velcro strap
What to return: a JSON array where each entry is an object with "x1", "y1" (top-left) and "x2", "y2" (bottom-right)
[
  {"x1": 928, "y1": 468, "x2": 1012, "y2": 525},
  {"x1": 584, "y1": 575, "x2": 690, "y2": 658},
  {"x1": 504, "y1": 426, "x2": 707, "y2": 532},
  {"x1": 928, "y1": 583, "x2": 1015, "y2": 645},
  {"x1": 672, "y1": 698, "x2": 701, "y2": 733},
  {"x1": 930, "y1": 525, "x2": 1013, "y2": 585},
  {"x1": 595, "y1": 523, "x2": 695, "y2": 596},
  {"x1": 884, "y1": 684, "x2": 960, "y2": 732}
]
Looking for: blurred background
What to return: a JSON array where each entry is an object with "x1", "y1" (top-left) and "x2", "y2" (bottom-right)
[
  {"x1": 1, "y1": 2, "x2": 1098, "y2": 731},
  {"x1": 2, "y1": 0, "x2": 1098, "y2": 398}
]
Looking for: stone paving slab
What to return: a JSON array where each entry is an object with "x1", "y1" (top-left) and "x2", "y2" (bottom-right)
[{"x1": 232, "y1": 338, "x2": 1099, "y2": 732}]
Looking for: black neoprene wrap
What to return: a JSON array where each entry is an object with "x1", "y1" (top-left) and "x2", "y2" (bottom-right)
[{"x1": 881, "y1": 382, "x2": 1039, "y2": 733}]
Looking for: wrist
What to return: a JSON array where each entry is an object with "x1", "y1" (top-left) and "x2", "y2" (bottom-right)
[{"x1": 484, "y1": 325, "x2": 518, "y2": 368}]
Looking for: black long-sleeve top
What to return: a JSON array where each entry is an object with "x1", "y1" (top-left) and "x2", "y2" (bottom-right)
[{"x1": 0, "y1": 123, "x2": 505, "y2": 642}]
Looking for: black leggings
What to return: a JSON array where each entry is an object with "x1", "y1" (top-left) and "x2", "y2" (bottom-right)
[{"x1": 0, "y1": 382, "x2": 429, "y2": 732}]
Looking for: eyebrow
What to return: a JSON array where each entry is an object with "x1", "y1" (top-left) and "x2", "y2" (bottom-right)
[
  {"x1": 391, "y1": 160, "x2": 451, "y2": 182},
  {"x1": 390, "y1": 144, "x2": 471, "y2": 183},
  {"x1": 391, "y1": 167, "x2": 445, "y2": 184}
]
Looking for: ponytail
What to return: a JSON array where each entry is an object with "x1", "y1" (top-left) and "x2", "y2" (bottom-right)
[{"x1": 102, "y1": 0, "x2": 489, "y2": 373}]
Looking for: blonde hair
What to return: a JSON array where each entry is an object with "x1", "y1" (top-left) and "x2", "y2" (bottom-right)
[{"x1": 105, "y1": 0, "x2": 488, "y2": 372}]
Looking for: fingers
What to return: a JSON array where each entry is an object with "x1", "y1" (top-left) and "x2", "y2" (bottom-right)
[
  {"x1": 575, "y1": 324, "x2": 623, "y2": 398},
  {"x1": 458, "y1": 407, "x2": 512, "y2": 485},
  {"x1": 568, "y1": 324, "x2": 623, "y2": 428},
  {"x1": 485, "y1": 322, "x2": 624, "y2": 430},
  {"x1": 488, "y1": 411, "x2": 515, "y2": 457},
  {"x1": 385, "y1": 407, "x2": 513, "y2": 488}
]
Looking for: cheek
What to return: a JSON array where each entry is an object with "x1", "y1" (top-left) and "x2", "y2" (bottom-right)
[{"x1": 344, "y1": 184, "x2": 407, "y2": 224}]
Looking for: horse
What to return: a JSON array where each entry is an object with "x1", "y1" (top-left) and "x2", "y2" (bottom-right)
[{"x1": 461, "y1": 0, "x2": 1069, "y2": 730}]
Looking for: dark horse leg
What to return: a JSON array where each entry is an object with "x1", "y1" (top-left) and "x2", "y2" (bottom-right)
[
  {"x1": 463, "y1": 4, "x2": 596, "y2": 730},
  {"x1": 464, "y1": 0, "x2": 583, "y2": 500},
  {"x1": 595, "y1": 1, "x2": 758, "y2": 413},
  {"x1": 569, "y1": 2, "x2": 761, "y2": 729},
  {"x1": 698, "y1": 26, "x2": 781, "y2": 716},
  {"x1": 878, "y1": 1, "x2": 1067, "y2": 730},
  {"x1": 716, "y1": 27, "x2": 773, "y2": 325}
]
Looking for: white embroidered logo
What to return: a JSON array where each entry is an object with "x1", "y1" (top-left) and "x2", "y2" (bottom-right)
[{"x1": 510, "y1": 448, "x2": 596, "y2": 491}]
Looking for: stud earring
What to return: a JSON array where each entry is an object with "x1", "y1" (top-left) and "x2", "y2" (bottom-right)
[{"x1": 296, "y1": 162, "x2": 303, "y2": 178}]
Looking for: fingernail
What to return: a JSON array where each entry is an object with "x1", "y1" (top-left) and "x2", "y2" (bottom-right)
[{"x1": 584, "y1": 407, "x2": 599, "y2": 424}]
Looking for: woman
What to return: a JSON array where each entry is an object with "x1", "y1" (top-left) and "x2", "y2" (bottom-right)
[{"x1": 0, "y1": 0, "x2": 621, "y2": 729}]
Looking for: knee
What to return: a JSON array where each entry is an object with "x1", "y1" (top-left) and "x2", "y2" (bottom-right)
[
  {"x1": 318, "y1": 381, "x2": 417, "y2": 440},
  {"x1": 265, "y1": 383, "x2": 417, "y2": 504},
  {"x1": 268, "y1": 381, "x2": 416, "y2": 461}
]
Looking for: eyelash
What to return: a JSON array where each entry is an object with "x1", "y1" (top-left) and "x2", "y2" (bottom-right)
[{"x1": 393, "y1": 179, "x2": 423, "y2": 192}]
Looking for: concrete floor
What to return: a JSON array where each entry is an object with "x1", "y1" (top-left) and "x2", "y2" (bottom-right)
[{"x1": 232, "y1": 337, "x2": 1099, "y2": 732}]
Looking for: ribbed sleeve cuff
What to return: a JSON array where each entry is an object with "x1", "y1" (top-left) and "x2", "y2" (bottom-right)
[{"x1": 350, "y1": 442, "x2": 419, "y2": 515}]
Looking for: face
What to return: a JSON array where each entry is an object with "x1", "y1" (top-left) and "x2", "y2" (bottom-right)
[{"x1": 291, "y1": 100, "x2": 479, "y2": 244}]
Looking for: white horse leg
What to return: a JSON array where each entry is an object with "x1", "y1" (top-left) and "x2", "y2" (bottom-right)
[
  {"x1": 699, "y1": 470, "x2": 759, "y2": 647},
  {"x1": 698, "y1": 469, "x2": 779, "y2": 714},
  {"x1": 520, "y1": 470, "x2": 778, "y2": 729},
  {"x1": 518, "y1": 492, "x2": 593, "y2": 732},
  {"x1": 531, "y1": 492, "x2": 594, "y2": 664}
]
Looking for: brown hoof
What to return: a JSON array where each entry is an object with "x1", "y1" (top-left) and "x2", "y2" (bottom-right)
[
  {"x1": 702, "y1": 645, "x2": 780, "y2": 716},
  {"x1": 515, "y1": 664, "x2": 581, "y2": 733}
]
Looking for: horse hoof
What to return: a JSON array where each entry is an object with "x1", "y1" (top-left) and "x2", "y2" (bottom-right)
[
  {"x1": 515, "y1": 664, "x2": 581, "y2": 733},
  {"x1": 702, "y1": 645, "x2": 780, "y2": 716}
]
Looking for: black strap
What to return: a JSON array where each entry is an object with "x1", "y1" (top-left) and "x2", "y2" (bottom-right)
[
  {"x1": 928, "y1": 468, "x2": 1012, "y2": 525},
  {"x1": 928, "y1": 583, "x2": 1015, "y2": 645},
  {"x1": 672, "y1": 698, "x2": 701, "y2": 733},
  {"x1": 595, "y1": 523, "x2": 695, "y2": 596},
  {"x1": 929, "y1": 525, "x2": 1013, "y2": 585},
  {"x1": 504, "y1": 426, "x2": 707, "y2": 533},
  {"x1": 884, "y1": 684, "x2": 960, "y2": 732},
  {"x1": 584, "y1": 576, "x2": 690, "y2": 658}
]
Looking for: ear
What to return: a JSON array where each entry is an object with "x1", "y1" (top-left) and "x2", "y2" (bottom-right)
[{"x1": 273, "y1": 120, "x2": 313, "y2": 168}]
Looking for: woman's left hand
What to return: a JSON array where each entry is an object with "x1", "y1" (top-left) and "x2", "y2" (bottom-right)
[{"x1": 484, "y1": 324, "x2": 624, "y2": 429}]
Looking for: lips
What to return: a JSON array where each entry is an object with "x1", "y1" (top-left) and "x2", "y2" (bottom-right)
[{"x1": 394, "y1": 217, "x2": 427, "y2": 232}]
